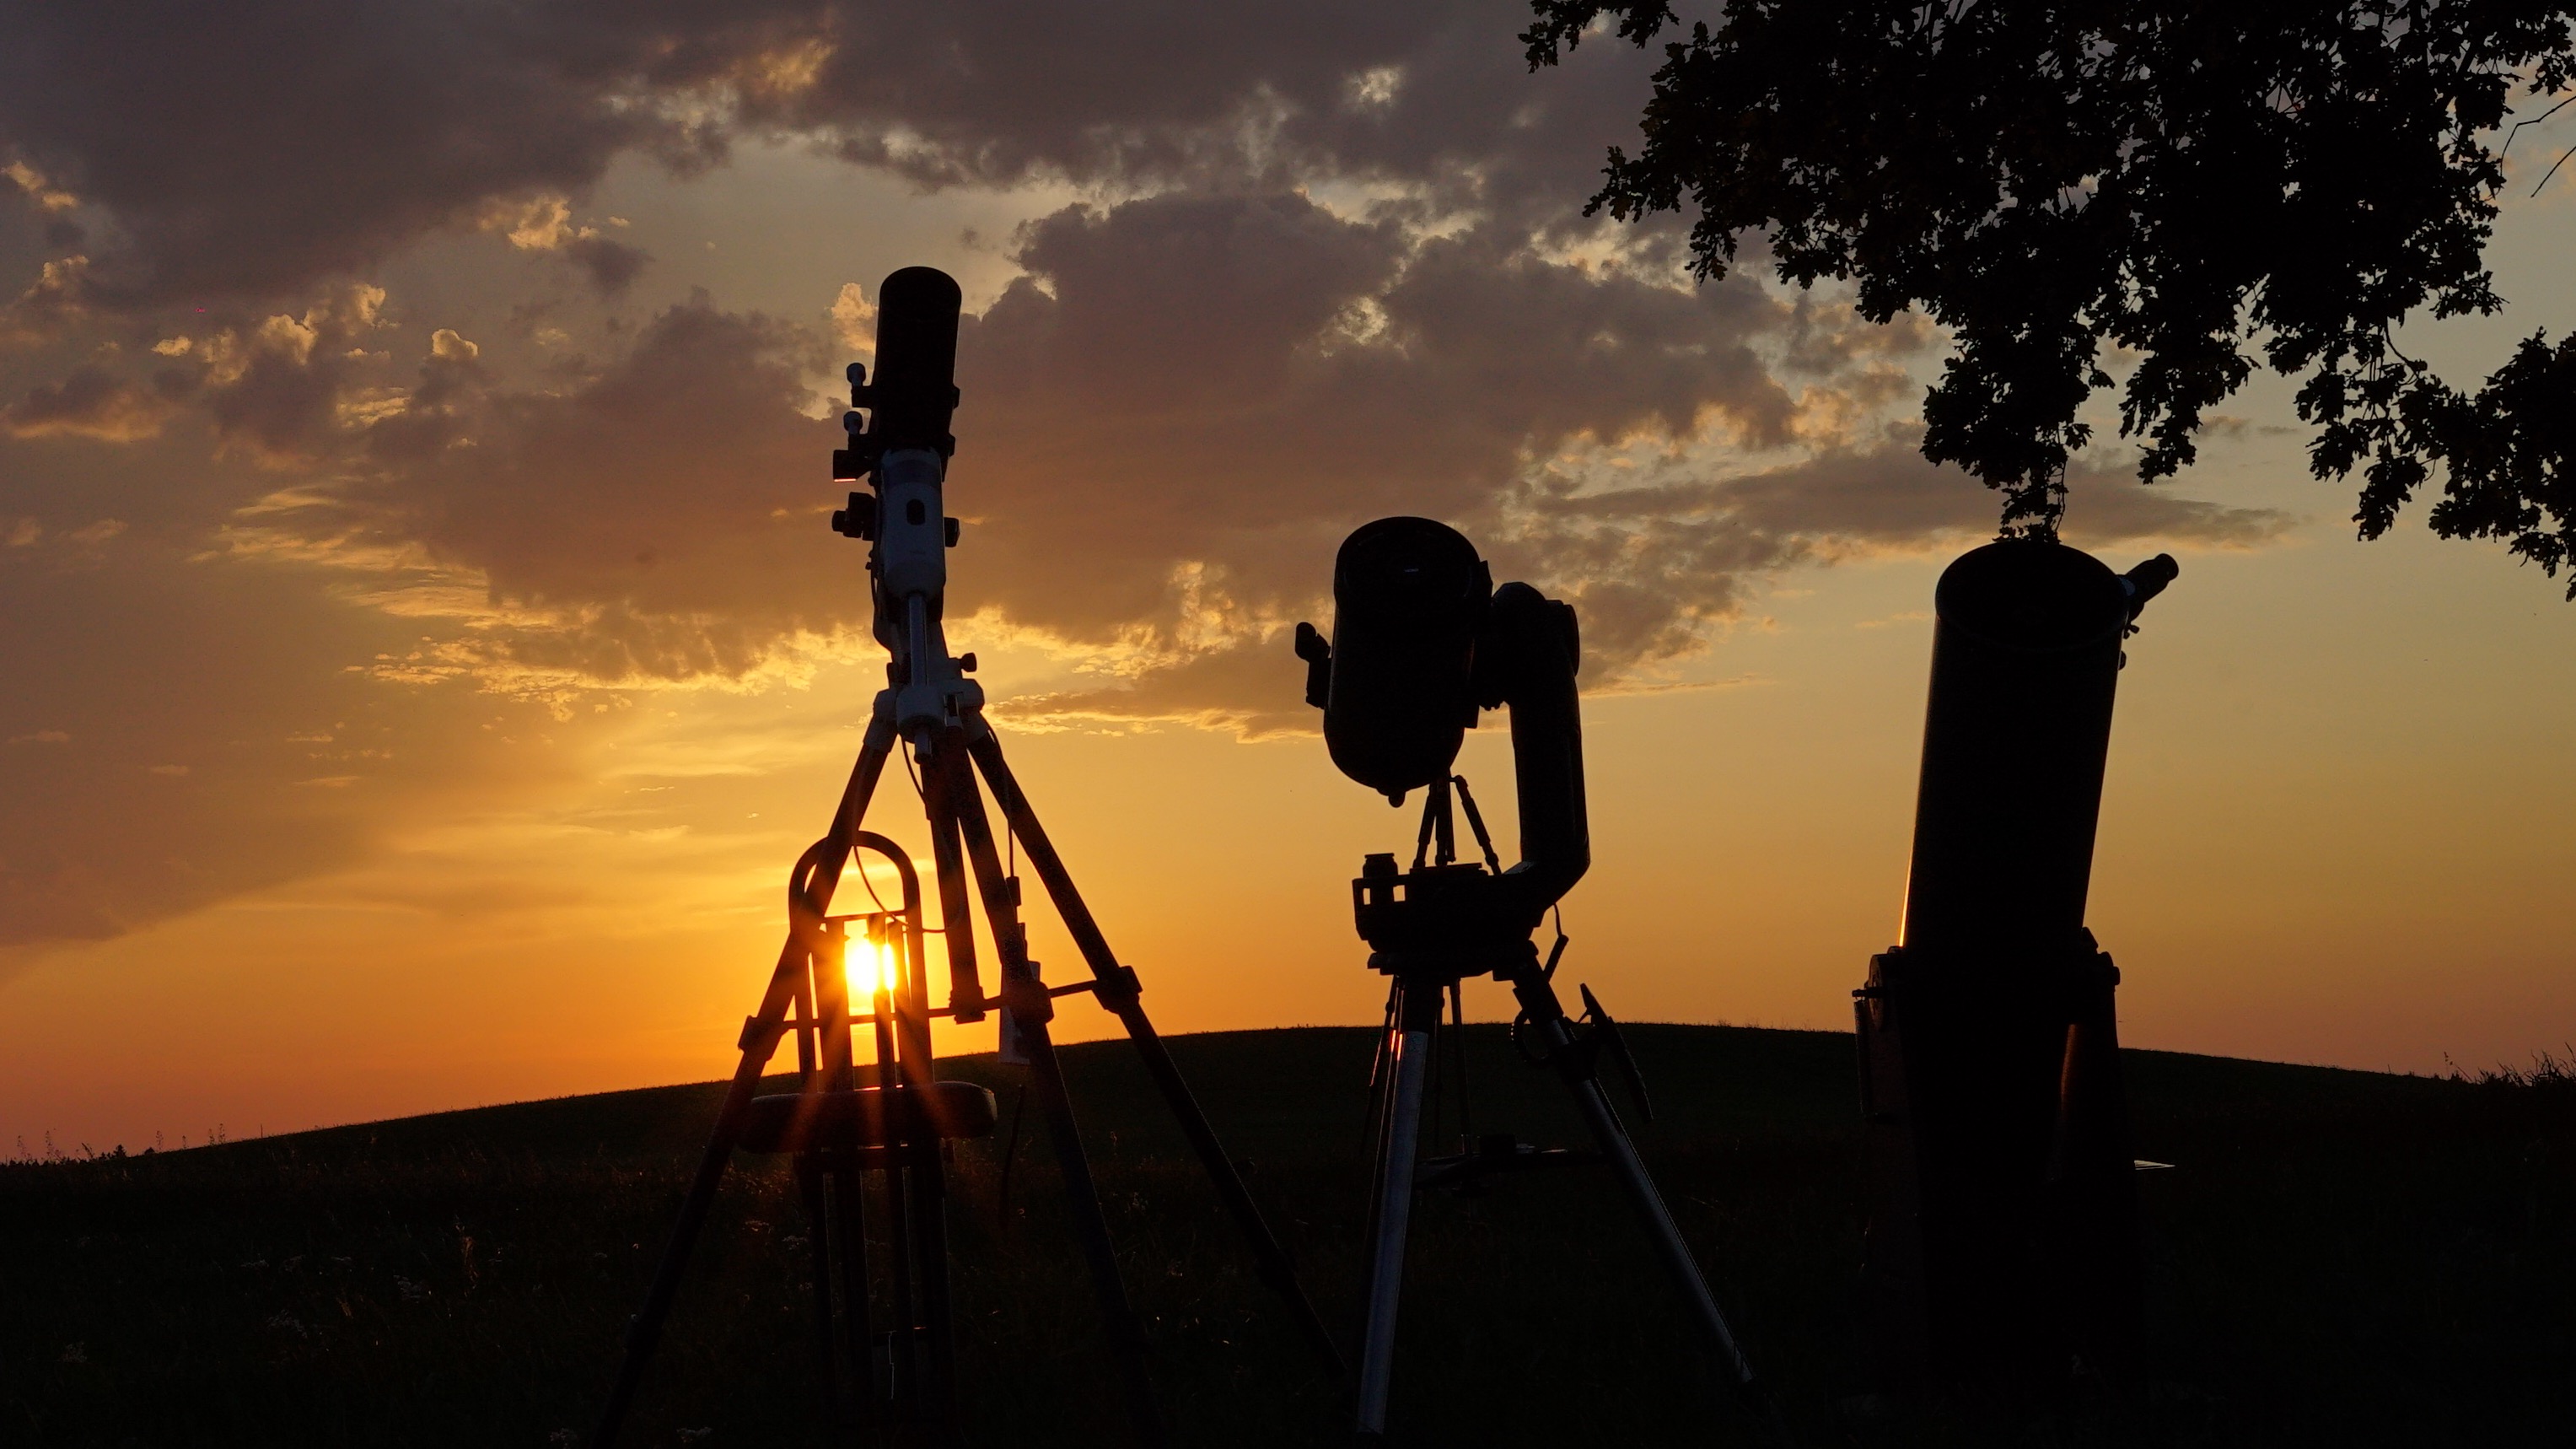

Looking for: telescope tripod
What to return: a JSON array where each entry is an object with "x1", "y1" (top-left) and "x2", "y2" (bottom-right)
[
  {"x1": 591, "y1": 692, "x2": 1347, "y2": 1447},
  {"x1": 1350, "y1": 781, "x2": 1780, "y2": 1442}
]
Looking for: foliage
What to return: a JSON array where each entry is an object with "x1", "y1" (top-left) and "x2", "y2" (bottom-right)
[{"x1": 1526, "y1": 0, "x2": 2576, "y2": 579}]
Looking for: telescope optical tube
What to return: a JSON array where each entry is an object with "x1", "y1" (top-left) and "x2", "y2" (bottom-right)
[
  {"x1": 1858, "y1": 536, "x2": 2173, "y2": 1387},
  {"x1": 1314, "y1": 517, "x2": 1492, "y2": 804}
]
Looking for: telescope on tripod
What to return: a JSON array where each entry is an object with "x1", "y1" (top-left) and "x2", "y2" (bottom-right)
[
  {"x1": 1295, "y1": 518, "x2": 1783, "y2": 1442},
  {"x1": 588, "y1": 267, "x2": 1343, "y2": 1447}
]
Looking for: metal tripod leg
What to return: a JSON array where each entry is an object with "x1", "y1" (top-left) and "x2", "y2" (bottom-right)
[
  {"x1": 826, "y1": 1161, "x2": 878, "y2": 1443},
  {"x1": 966, "y1": 726, "x2": 1351, "y2": 1382},
  {"x1": 795, "y1": 1157, "x2": 847, "y2": 1440},
  {"x1": 935, "y1": 735, "x2": 1167, "y2": 1448},
  {"x1": 1354, "y1": 976, "x2": 1441, "y2": 1439},
  {"x1": 1508, "y1": 969, "x2": 1790, "y2": 1443},
  {"x1": 592, "y1": 713, "x2": 898, "y2": 1449}
]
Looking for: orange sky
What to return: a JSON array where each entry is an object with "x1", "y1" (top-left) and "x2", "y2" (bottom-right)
[{"x1": 3, "y1": 4, "x2": 2572, "y2": 1155}]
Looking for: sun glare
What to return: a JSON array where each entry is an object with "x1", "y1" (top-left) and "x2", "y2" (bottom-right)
[{"x1": 870, "y1": 936, "x2": 903, "y2": 999}]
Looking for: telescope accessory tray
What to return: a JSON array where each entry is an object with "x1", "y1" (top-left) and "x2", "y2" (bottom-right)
[{"x1": 739, "y1": 1080, "x2": 999, "y2": 1156}]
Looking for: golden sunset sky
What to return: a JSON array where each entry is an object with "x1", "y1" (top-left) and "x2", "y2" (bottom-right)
[{"x1": 3, "y1": 3, "x2": 2572, "y2": 1155}]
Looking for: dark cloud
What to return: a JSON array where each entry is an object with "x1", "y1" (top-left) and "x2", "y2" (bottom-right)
[
  {"x1": 254, "y1": 187, "x2": 2273, "y2": 725},
  {"x1": 1001, "y1": 441, "x2": 2290, "y2": 733},
  {"x1": 0, "y1": 254, "x2": 90, "y2": 342},
  {"x1": 4, "y1": 364, "x2": 168, "y2": 440},
  {"x1": 0, "y1": 3, "x2": 765, "y2": 307},
  {"x1": 257, "y1": 191, "x2": 1810, "y2": 697},
  {"x1": 944, "y1": 191, "x2": 1798, "y2": 649},
  {"x1": 565, "y1": 234, "x2": 651, "y2": 296},
  {"x1": 278, "y1": 294, "x2": 848, "y2": 685},
  {"x1": 2, "y1": 0, "x2": 1651, "y2": 311}
]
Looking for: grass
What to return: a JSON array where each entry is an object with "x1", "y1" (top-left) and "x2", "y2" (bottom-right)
[{"x1": 4, "y1": 1026, "x2": 2573, "y2": 1447}]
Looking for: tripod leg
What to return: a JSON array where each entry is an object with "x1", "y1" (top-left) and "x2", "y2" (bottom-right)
[
  {"x1": 965, "y1": 727, "x2": 1350, "y2": 1381},
  {"x1": 796, "y1": 1157, "x2": 848, "y2": 1441},
  {"x1": 1508, "y1": 971, "x2": 1787, "y2": 1441},
  {"x1": 592, "y1": 719, "x2": 898, "y2": 1448},
  {"x1": 938, "y1": 737, "x2": 1165, "y2": 1446},
  {"x1": 1357, "y1": 977, "x2": 1441, "y2": 1439},
  {"x1": 828, "y1": 1161, "x2": 878, "y2": 1442}
]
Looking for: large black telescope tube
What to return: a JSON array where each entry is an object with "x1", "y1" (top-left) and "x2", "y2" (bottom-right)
[
  {"x1": 1316, "y1": 517, "x2": 1490, "y2": 803},
  {"x1": 1900, "y1": 541, "x2": 2130, "y2": 955},
  {"x1": 1858, "y1": 536, "x2": 2175, "y2": 1386}
]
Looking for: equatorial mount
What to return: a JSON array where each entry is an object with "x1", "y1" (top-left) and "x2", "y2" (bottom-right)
[{"x1": 590, "y1": 267, "x2": 1344, "y2": 1449}]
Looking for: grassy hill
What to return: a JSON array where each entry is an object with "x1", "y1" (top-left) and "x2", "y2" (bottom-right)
[{"x1": 4, "y1": 1025, "x2": 2572, "y2": 1446}]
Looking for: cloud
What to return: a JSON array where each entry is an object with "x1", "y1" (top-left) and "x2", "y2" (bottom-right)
[
  {"x1": 0, "y1": 0, "x2": 2308, "y2": 957},
  {"x1": 0, "y1": 536, "x2": 567, "y2": 953},
  {"x1": 196, "y1": 284, "x2": 392, "y2": 460},
  {"x1": 0, "y1": 7, "x2": 740, "y2": 308},
  {"x1": 234, "y1": 182, "x2": 2278, "y2": 740},
  {"x1": 4, "y1": 365, "x2": 169, "y2": 440},
  {"x1": 476, "y1": 194, "x2": 652, "y2": 295},
  {"x1": 218, "y1": 189, "x2": 1826, "y2": 708},
  {"x1": 939, "y1": 191, "x2": 1800, "y2": 655},
  {"x1": 225, "y1": 294, "x2": 849, "y2": 693},
  {"x1": 0, "y1": 254, "x2": 91, "y2": 343},
  {"x1": 997, "y1": 440, "x2": 2292, "y2": 733},
  {"x1": 1, "y1": 0, "x2": 1659, "y2": 312},
  {"x1": 564, "y1": 233, "x2": 651, "y2": 296}
]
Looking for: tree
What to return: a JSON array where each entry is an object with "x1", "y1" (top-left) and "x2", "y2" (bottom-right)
[{"x1": 1526, "y1": 0, "x2": 2576, "y2": 589}]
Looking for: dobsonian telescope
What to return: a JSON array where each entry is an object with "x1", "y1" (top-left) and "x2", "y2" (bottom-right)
[
  {"x1": 589, "y1": 267, "x2": 1343, "y2": 1448},
  {"x1": 1294, "y1": 517, "x2": 1782, "y2": 1442},
  {"x1": 1855, "y1": 536, "x2": 2178, "y2": 1386}
]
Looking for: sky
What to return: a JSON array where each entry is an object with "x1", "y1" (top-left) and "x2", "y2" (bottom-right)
[{"x1": 3, "y1": 2, "x2": 2573, "y2": 1156}]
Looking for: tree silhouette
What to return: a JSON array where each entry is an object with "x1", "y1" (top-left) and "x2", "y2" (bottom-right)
[{"x1": 1527, "y1": 0, "x2": 2576, "y2": 584}]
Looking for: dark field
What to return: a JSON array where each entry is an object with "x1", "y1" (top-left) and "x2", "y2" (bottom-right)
[{"x1": 5, "y1": 1025, "x2": 2573, "y2": 1447}]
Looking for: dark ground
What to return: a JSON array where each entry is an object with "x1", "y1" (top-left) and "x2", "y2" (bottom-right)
[{"x1": 3, "y1": 1024, "x2": 2572, "y2": 1447}]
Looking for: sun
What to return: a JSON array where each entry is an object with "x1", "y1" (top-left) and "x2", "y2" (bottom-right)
[{"x1": 864, "y1": 933, "x2": 902, "y2": 999}]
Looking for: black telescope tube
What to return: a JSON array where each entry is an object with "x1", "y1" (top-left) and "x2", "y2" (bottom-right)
[
  {"x1": 1899, "y1": 539, "x2": 2130, "y2": 957},
  {"x1": 1860, "y1": 535, "x2": 2167, "y2": 1385},
  {"x1": 870, "y1": 267, "x2": 962, "y2": 454},
  {"x1": 1321, "y1": 518, "x2": 1490, "y2": 802}
]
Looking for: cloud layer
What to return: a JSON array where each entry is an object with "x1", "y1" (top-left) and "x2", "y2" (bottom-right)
[{"x1": 0, "y1": 0, "x2": 2294, "y2": 948}]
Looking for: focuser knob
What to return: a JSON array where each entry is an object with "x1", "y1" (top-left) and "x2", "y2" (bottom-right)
[
  {"x1": 831, "y1": 440, "x2": 882, "y2": 481},
  {"x1": 830, "y1": 492, "x2": 878, "y2": 541}
]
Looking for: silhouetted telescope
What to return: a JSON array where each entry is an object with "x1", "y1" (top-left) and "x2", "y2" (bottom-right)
[
  {"x1": 1857, "y1": 536, "x2": 2177, "y2": 1385},
  {"x1": 1295, "y1": 516, "x2": 1587, "y2": 925},
  {"x1": 1297, "y1": 518, "x2": 1780, "y2": 1441}
]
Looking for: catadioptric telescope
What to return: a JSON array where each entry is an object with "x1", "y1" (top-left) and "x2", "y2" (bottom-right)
[
  {"x1": 589, "y1": 267, "x2": 1343, "y2": 1447},
  {"x1": 1294, "y1": 518, "x2": 1782, "y2": 1441}
]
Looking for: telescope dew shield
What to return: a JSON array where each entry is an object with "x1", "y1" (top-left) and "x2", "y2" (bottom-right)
[
  {"x1": 1320, "y1": 518, "x2": 1492, "y2": 803},
  {"x1": 1858, "y1": 536, "x2": 2159, "y2": 1387},
  {"x1": 869, "y1": 267, "x2": 962, "y2": 455}
]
